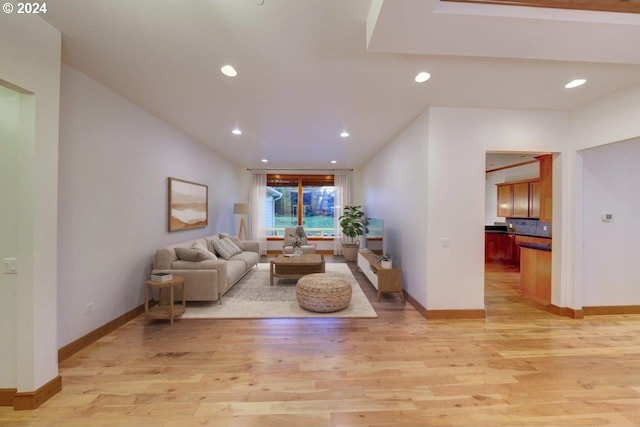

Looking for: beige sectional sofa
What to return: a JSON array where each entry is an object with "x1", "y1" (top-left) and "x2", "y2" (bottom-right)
[{"x1": 153, "y1": 234, "x2": 260, "y2": 302}]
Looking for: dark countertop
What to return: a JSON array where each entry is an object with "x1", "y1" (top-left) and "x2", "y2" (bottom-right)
[
  {"x1": 518, "y1": 242, "x2": 552, "y2": 252},
  {"x1": 485, "y1": 225, "x2": 507, "y2": 234},
  {"x1": 485, "y1": 225, "x2": 553, "y2": 239}
]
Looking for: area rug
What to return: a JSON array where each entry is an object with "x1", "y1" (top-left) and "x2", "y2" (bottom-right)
[{"x1": 182, "y1": 263, "x2": 377, "y2": 319}]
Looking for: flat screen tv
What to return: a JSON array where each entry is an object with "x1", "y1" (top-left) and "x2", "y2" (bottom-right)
[{"x1": 365, "y1": 218, "x2": 383, "y2": 254}]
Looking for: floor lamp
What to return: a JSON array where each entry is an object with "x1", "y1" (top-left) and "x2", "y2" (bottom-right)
[{"x1": 233, "y1": 203, "x2": 250, "y2": 240}]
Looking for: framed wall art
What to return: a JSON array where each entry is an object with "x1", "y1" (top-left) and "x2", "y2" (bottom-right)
[{"x1": 168, "y1": 177, "x2": 208, "y2": 232}]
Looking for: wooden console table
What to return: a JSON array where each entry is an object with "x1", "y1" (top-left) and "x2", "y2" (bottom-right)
[{"x1": 357, "y1": 249, "x2": 405, "y2": 302}]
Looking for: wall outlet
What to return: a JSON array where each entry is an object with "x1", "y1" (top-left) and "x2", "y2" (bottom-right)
[
  {"x1": 441, "y1": 237, "x2": 450, "y2": 248},
  {"x1": 85, "y1": 303, "x2": 93, "y2": 316}
]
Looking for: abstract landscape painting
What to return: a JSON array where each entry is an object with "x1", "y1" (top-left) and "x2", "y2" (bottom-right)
[{"x1": 168, "y1": 177, "x2": 208, "y2": 231}]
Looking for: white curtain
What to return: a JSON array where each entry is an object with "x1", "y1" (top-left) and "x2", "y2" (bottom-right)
[
  {"x1": 333, "y1": 171, "x2": 351, "y2": 255},
  {"x1": 250, "y1": 173, "x2": 267, "y2": 256}
]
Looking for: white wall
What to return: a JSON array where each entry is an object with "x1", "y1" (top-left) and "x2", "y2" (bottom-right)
[
  {"x1": 0, "y1": 86, "x2": 20, "y2": 387},
  {"x1": 360, "y1": 110, "x2": 429, "y2": 304},
  {"x1": 0, "y1": 14, "x2": 61, "y2": 393},
  {"x1": 57, "y1": 64, "x2": 240, "y2": 347},
  {"x1": 485, "y1": 162, "x2": 539, "y2": 225},
  {"x1": 428, "y1": 108, "x2": 566, "y2": 311},
  {"x1": 571, "y1": 84, "x2": 640, "y2": 151},
  {"x1": 581, "y1": 138, "x2": 640, "y2": 306},
  {"x1": 568, "y1": 83, "x2": 640, "y2": 309},
  {"x1": 360, "y1": 106, "x2": 567, "y2": 311}
]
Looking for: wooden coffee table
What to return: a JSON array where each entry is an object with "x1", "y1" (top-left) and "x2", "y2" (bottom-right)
[{"x1": 270, "y1": 254, "x2": 325, "y2": 286}]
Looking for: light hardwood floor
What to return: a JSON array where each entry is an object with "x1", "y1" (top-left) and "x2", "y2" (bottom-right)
[{"x1": 2, "y1": 261, "x2": 640, "y2": 426}]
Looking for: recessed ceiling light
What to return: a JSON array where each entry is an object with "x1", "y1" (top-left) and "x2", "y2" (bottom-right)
[
  {"x1": 232, "y1": 128, "x2": 242, "y2": 135},
  {"x1": 415, "y1": 71, "x2": 431, "y2": 83},
  {"x1": 220, "y1": 65, "x2": 237, "y2": 77},
  {"x1": 261, "y1": 159, "x2": 268, "y2": 163},
  {"x1": 330, "y1": 160, "x2": 337, "y2": 164},
  {"x1": 340, "y1": 131, "x2": 349, "y2": 138},
  {"x1": 565, "y1": 78, "x2": 586, "y2": 89}
]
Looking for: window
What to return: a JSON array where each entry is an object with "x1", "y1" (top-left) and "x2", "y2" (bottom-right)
[{"x1": 265, "y1": 174, "x2": 335, "y2": 237}]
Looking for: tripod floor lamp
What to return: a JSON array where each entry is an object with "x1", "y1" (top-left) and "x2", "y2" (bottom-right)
[{"x1": 233, "y1": 203, "x2": 250, "y2": 240}]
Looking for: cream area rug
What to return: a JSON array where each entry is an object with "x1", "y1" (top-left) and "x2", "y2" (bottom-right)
[{"x1": 182, "y1": 263, "x2": 377, "y2": 319}]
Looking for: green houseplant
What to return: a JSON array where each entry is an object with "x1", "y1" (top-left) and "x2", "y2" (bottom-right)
[{"x1": 338, "y1": 205, "x2": 366, "y2": 261}]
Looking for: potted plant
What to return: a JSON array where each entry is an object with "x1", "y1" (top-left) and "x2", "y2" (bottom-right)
[
  {"x1": 378, "y1": 252, "x2": 392, "y2": 269},
  {"x1": 338, "y1": 205, "x2": 366, "y2": 261},
  {"x1": 288, "y1": 229, "x2": 304, "y2": 256}
]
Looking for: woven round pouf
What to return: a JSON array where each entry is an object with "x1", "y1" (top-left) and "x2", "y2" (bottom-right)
[{"x1": 296, "y1": 273, "x2": 352, "y2": 313}]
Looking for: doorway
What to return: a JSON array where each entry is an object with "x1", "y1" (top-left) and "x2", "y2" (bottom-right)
[{"x1": 484, "y1": 151, "x2": 554, "y2": 312}]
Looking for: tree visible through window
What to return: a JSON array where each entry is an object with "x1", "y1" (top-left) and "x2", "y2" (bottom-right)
[{"x1": 265, "y1": 174, "x2": 335, "y2": 237}]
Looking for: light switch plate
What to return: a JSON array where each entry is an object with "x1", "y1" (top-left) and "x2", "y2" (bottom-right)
[{"x1": 3, "y1": 258, "x2": 17, "y2": 274}]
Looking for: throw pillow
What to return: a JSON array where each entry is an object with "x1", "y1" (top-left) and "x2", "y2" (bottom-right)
[
  {"x1": 219, "y1": 232, "x2": 245, "y2": 250},
  {"x1": 193, "y1": 241, "x2": 217, "y2": 260},
  {"x1": 175, "y1": 247, "x2": 210, "y2": 262},
  {"x1": 295, "y1": 226, "x2": 309, "y2": 245},
  {"x1": 210, "y1": 236, "x2": 242, "y2": 260}
]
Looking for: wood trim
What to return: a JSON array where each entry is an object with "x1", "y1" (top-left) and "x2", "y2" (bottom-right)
[
  {"x1": 486, "y1": 160, "x2": 538, "y2": 174},
  {"x1": 13, "y1": 375, "x2": 62, "y2": 411},
  {"x1": 58, "y1": 304, "x2": 145, "y2": 363},
  {"x1": 495, "y1": 177, "x2": 539, "y2": 186},
  {"x1": 442, "y1": 0, "x2": 640, "y2": 14},
  {"x1": 426, "y1": 309, "x2": 486, "y2": 320},
  {"x1": 548, "y1": 304, "x2": 584, "y2": 319},
  {"x1": 583, "y1": 305, "x2": 640, "y2": 316},
  {"x1": 403, "y1": 290, "x2": 427, "y2": 319},
  {"x1": 0, "y1": 388, "x2": 17, "y2": 406}
]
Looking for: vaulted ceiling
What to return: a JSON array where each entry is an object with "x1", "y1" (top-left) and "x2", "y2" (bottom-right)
[{"x1": 42, "y1": 0, "x2": 640, "y2": 169}]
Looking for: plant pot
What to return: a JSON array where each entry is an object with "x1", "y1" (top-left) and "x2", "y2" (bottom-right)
[
  {"x1": 342, "y1": 243, "x2": 360, "y2": 262},
  {"x1": 380, "y1": 260, "x2": 392, "y2": 269}
]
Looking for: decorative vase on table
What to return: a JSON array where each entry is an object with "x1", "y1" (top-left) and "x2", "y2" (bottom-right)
[
  {"x1": 380, "y1": 260, "x2": 392, "y2": 269},
  {"x1": 293, "y1": 247, "x2": 303, "y2": 256}
]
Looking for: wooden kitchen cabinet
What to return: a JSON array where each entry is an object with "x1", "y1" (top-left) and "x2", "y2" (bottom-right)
[
  {"x1": 496, "y1": 179, "x2": 540, "y2": 218},
  {"x1": 485, "y1": 232, "x2": 513, "y2": 263},
  {"x1": 497, "y1": 184, "x2": 513, "y2": 217},
  {"x1": 536, "y1": 154, "x2": 553, "y2": 222},
  {"x1": 529, "y1": 180, "x2": 540, "y2": 218},
  {"x1": 513, "y1": 182, "x2": 530, "y2": 217},
  {"x1": 519, "y1": 246, "x2": 551, "y2": 305}
]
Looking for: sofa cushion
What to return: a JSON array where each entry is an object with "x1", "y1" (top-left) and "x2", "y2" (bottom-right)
[
  {"x1": 211, "y1": 236, "x2": 242, "y2": 260},
  {"x1": 171, "y1": 259, "x2": 224, "y2": 270},
  {"x1": 229, "y1": 251, "x2": 259, "y2": 269},
  {"x1": 225, "y1": 260, "x2": 247, "y2": 284}
]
